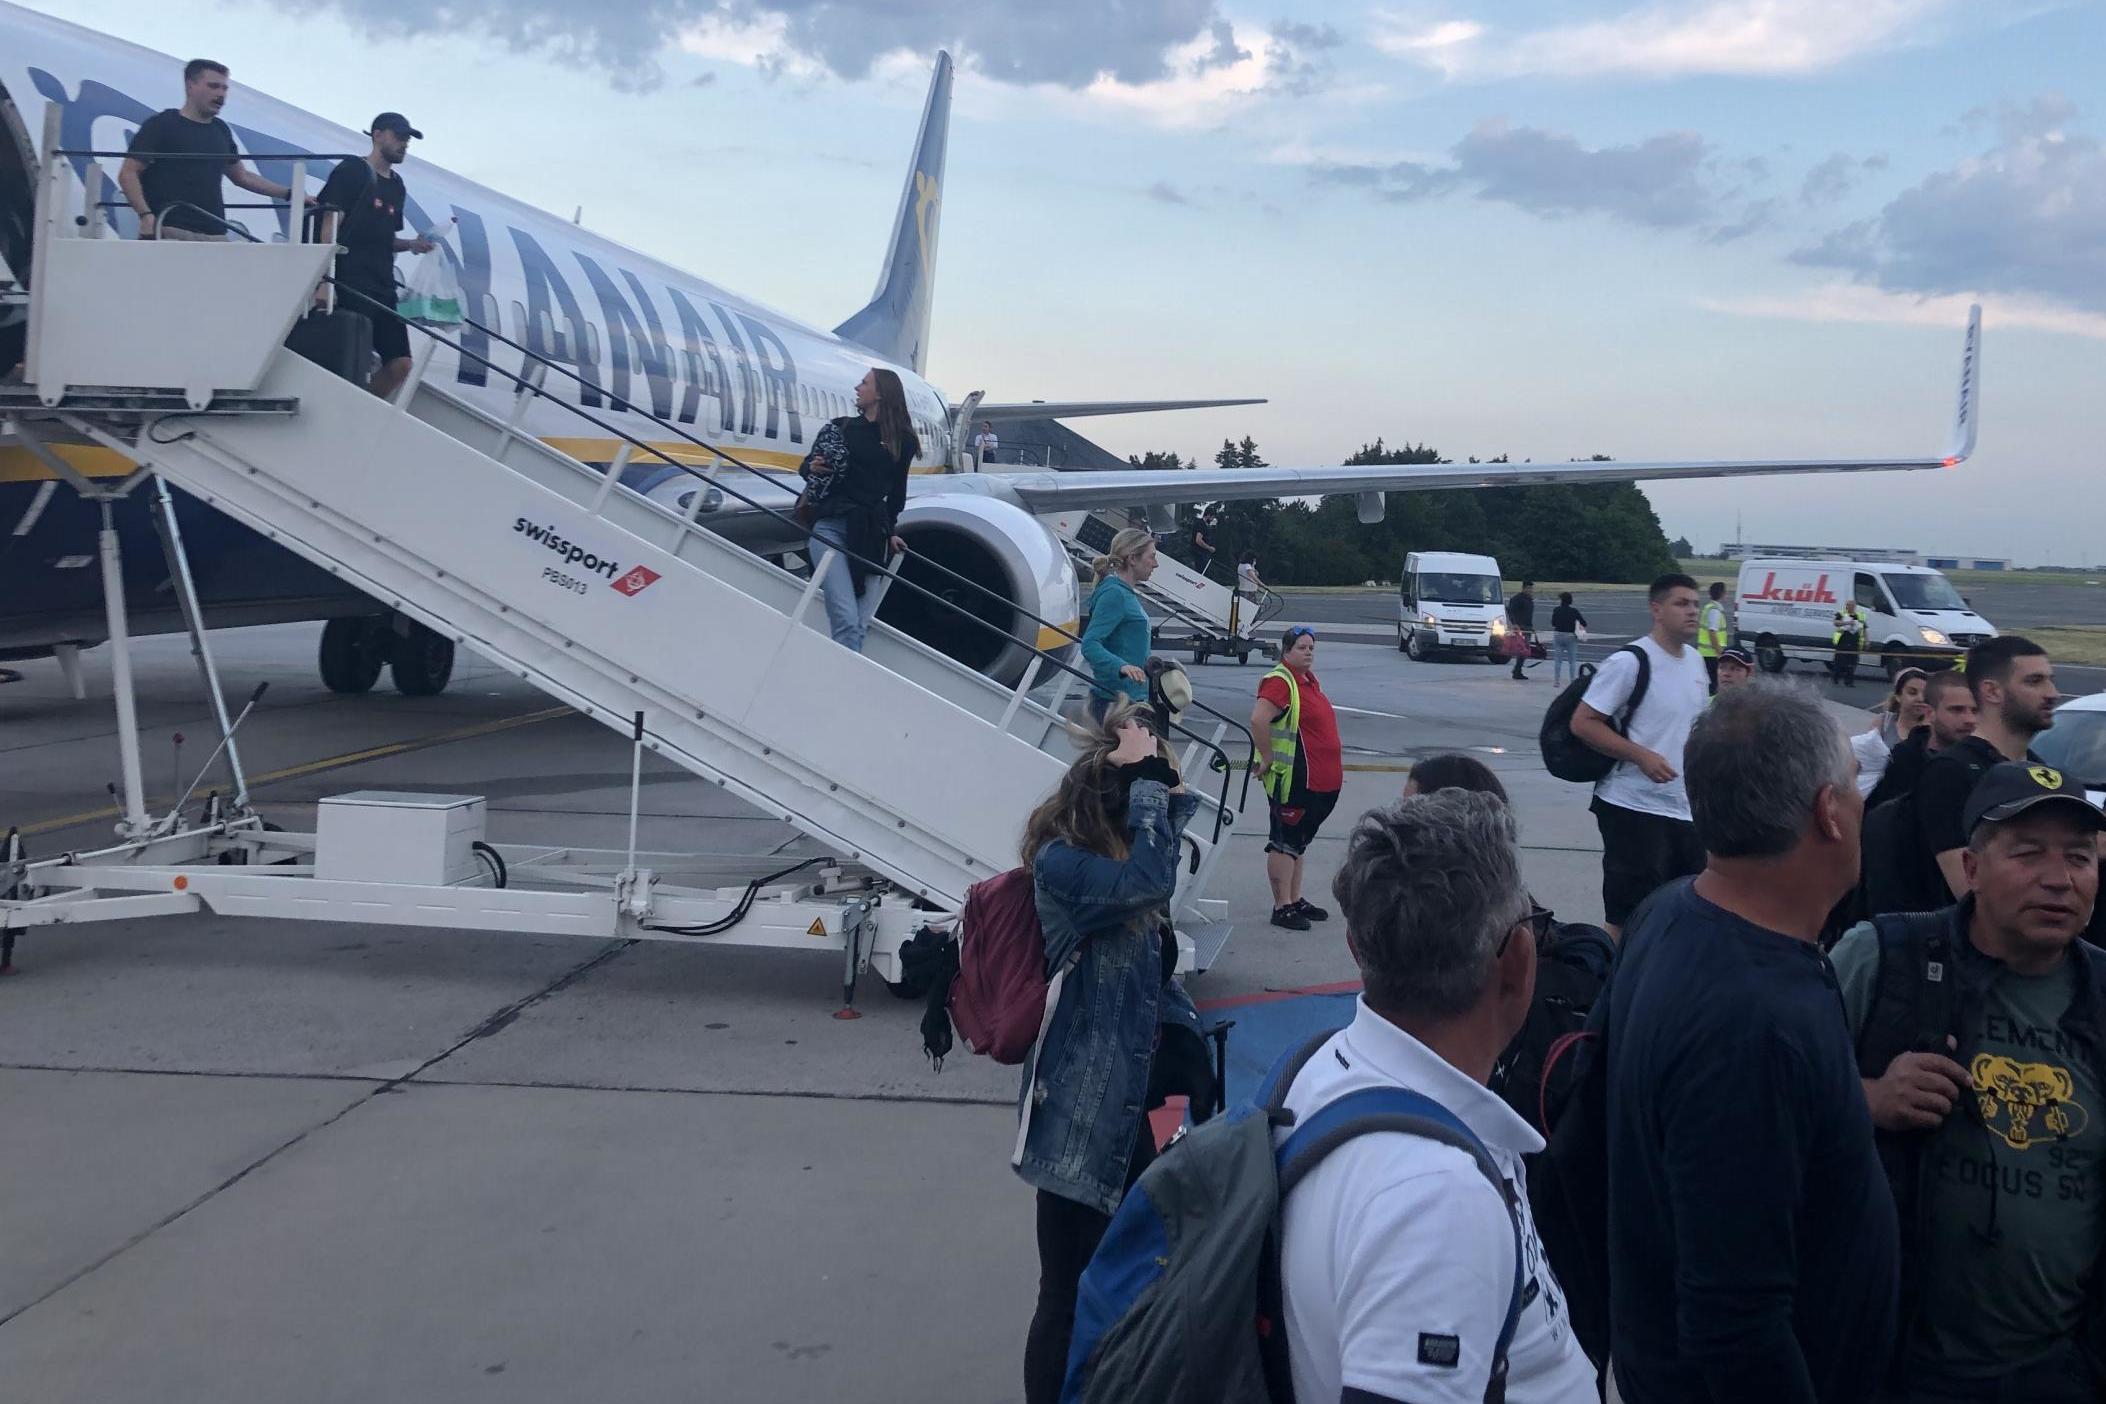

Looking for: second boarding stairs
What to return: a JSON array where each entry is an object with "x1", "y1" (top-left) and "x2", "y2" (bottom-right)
[{"x1": 11, "y1": 202, "x2": 1237, "y2": 963}]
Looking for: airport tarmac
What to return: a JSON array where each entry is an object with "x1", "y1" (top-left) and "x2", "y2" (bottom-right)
[
  {"x1": 1267, "y1": 583, "x2": 2106, "y2": 699},
  {"x1": 0, "y1": 625, "x2": 1858, "y2": 1400}
]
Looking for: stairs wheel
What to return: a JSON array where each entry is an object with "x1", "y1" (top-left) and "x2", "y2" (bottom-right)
[
  {"x1": 1757, "y1": 643, "x2": 1787, "y2": 675},
  {"x1": 391, "y1": 624, "x2": 456, "y2": 697},
  {"x1": 319, "y1": 617, "x2": 385, "y2": 694}
]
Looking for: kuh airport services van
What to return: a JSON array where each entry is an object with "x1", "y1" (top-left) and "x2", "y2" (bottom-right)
[
  {"x1": 1734, "y1": 558, "x2": 1999, "y2": 677},
  {"x1": 1397, "y1": 551, "x2": 1510, "y2": 663}
]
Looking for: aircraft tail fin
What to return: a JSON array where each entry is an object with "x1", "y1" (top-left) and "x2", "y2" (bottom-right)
[{"x1": 834, "y1": 51, "x2": 952, "y2": 376}]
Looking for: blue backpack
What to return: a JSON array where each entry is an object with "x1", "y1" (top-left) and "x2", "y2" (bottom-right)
[{"x1": 1061, "y1": 1030, "x2": 1526, "y2": 1404}]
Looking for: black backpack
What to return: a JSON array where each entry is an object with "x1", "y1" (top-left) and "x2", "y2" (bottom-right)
[
  {"x1": 1522, "y1": 882, "x2": 1681, "y2": 1371},
  {"x1": 1491, "y1": 915, "x2": 1615, "y2": 1135},
  {"x1": 1540, "y1": 645, "x2": 1650, "y2": 783}
]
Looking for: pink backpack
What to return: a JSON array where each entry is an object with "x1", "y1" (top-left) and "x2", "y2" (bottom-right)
[{"x1": 948, "y1": 867, "x2": 1054, "y2": 1064}]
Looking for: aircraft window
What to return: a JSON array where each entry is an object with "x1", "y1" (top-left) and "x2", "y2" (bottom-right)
[
  {"x1": 509, "y1": 301, "x2": 527, "y2": 343},
  {"x1": 582, "y1": 322, "x2": 601, "y2": 366}
]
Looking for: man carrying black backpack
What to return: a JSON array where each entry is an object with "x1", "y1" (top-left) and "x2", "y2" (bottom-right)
[{"x1": 1831, "y1": 762, "x2": 2106, "y2": 1402}]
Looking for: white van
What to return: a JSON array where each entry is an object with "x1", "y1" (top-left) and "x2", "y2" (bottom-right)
[
  {"x1": 1397, "y1": 551, "x2": 1509, "y2": 663},
  {"x1": 1733, "y1": 558, "x2": 1998, "y2": 677}
]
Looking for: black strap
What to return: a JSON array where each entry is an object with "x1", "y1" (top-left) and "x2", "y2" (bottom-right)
[{"x1": 1615, "y1": 644, "x2": 1650, "y2": 736}]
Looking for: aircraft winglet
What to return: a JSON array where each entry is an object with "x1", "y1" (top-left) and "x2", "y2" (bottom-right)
[{"x1": 1944, "y1": 303, "x2": 1981, "y2": 467}]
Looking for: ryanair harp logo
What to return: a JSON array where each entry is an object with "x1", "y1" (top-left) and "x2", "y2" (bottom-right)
[{"x1": 1973, "y1": 1053, "x2": 2088, "y2": 1150}]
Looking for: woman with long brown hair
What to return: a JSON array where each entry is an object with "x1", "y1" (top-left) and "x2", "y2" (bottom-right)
[
  {"x1": 804, "y1": 366, "x2": 921, "y2": 651},
  {"x1": 1012, "y1": 700, "x2": 1199, "y2": 1404}
]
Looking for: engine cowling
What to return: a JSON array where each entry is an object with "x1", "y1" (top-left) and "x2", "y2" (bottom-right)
[{"x1": 882, "y1": 494, "x2": 1080, "y2": 688}]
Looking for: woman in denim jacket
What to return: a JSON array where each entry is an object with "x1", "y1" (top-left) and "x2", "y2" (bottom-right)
[{"x1": 1015, "y1": 700, "x2": 1200, "y2": 1404}]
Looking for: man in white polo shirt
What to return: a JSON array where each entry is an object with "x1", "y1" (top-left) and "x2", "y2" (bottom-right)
[{"x1": 1279, "y1": 790, "x2": 1597, "y2": 1404}]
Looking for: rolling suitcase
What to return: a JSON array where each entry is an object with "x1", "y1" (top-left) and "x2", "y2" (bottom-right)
[{"x1": 284, "y1": 308, "x2": 372, "y2": 384}]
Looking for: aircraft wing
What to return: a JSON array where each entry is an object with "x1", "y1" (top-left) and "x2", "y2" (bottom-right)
[
  {"x1": 1000, "y1": 306, "x2": 1980, "y2": 513},
  {"x1": 968, "y1": 398, "x2": 1264, "y2": 423}
]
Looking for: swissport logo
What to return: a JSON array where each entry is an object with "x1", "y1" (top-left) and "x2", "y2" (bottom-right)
[
  {"x1": 1743, "y1": 571, "x2": 1838, "y2": 605},
  {"x1": 612, "y1": 565, "x2": 661, "y2": 597},
  {"x1": 514, "y1": 517, "x2": 659, "y2": 599}
]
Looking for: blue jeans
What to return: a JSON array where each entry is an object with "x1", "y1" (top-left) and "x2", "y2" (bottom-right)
[
  {"x1": 1552, "y1": 631, "x2": 1581, "y2": 685},
  {"x1": 811, "y1": 517, "x2": 883, "y2": 652}
]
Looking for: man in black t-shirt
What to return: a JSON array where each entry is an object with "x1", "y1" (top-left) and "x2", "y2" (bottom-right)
[
  {"x1": 1916, "y1": 636, "x2": 2059, "y2": 903},
  {"x1": 317, "y1": 113, "x2": 435, "y2": 398},
  {"x1": 118, "y1": 59, "x2": 297, "y2": 240}
]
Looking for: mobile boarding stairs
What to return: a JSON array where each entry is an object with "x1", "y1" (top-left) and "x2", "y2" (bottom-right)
[
  {"x1": 0, "y1": 129, "x2": 1249, "y2": 996},
  {"x1": 1041, "y1": 507, "x2": 1280, "y2": 667}
]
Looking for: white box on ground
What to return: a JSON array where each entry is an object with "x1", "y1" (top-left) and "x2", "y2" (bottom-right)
[{"x1": 315, "y1": 792, "x2": 487, "y2": 886}]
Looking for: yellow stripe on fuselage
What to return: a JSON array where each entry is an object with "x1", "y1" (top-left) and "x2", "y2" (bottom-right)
[
  {"x1": 0, "y1": 437, "x2": 954, "y2": 485},
  {"x1": 0, "y1": 444, "x2": 136, "y2": 481}
]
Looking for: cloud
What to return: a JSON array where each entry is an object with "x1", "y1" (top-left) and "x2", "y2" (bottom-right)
[
  {"x1": 1709, "y1": 196, "x2": 1783, "y2": 242},
  {"x1": 1698, "y1": 281, "x2": 2106, "y2": 341},
  {"x1": 1793, "y1": 96, "x2": 2106, "y2": 315},
  {"x1": 1194, "y1": 18, "x2": 1251, "y2": 71},
  {"x1": 1313, "y1": 120, "x2": 1727, "y2": 231},
  {"x1": 1261, "y1": 19, "x2": 1347, "y2": 95},
  {"x1": 1146, "y1": 180, "x2": 1193, "y2": 205},
  {"x1": 1377, "y1": 0, "x2": 1957, "y2": 81},
  {"x1": 268, "y1": 0, "x2": 1224, "y2": 91},
  {"x1": 1799, "y1": 151, "x2": 1887, "y2": 204}
]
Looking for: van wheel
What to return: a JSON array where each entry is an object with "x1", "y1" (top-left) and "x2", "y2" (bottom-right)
[
  {"x1": 1406, "y1": 630, "x2": 1431, "y2": 662},
  {"x1": 1396, "y1": 627, "x2": 1409, "y2": 653},
  {"x1": 1756, "y1": 643, "x2": 1786, "y2": 675}
]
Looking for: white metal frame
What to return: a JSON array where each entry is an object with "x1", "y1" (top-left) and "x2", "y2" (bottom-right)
[{"x1": 1, "y1": 137, "x2": 1238, "y2": 990}]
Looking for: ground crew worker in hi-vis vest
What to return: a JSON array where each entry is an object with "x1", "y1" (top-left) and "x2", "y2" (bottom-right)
[
  {"x1": 1698, "y1": 580, "x2": 1731, "y2": 694},
  {"x1": 1249, "y1": 627, "x2": 1343, "y2": 931}
]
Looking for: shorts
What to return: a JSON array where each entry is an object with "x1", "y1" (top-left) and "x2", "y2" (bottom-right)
[
  {"x1": 1591, "y1": 797, "x2": 1705, "y2": 926},
  {"x1": 1266, "y1": 782, "x2": 1339, "y2": 858},
  {"x1": 341, "y1": 277, "x2": 410, "y2": 364}
]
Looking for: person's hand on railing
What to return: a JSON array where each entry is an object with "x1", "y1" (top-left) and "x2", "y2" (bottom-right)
[
  {"x1": 888, "y1": 535, "x2": 908, "y2": 556},
  {"x1": 136, "y1": 212, "x2": 156, "y2": 240}
]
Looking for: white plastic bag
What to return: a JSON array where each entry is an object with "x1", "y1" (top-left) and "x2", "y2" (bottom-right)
[
  {"x1": 397, "y1": 245, "x2": 462, "y2": 325},
  {"x1": 1577, "y1": 624, "x2": 1590, "y2": 642}
]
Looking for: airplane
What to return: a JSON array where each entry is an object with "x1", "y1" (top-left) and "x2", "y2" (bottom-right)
[{"x1": 0, "y1": 0, "x2": 1980, "y2": 696}]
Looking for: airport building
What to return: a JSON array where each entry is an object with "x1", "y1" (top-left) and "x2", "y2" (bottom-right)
[{"x1": 1717, "y1": 542, "x2": 2009, "y2": 570}]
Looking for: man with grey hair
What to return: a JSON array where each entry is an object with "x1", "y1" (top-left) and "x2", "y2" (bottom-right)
[
  {"x1": 1278, "y1": 790, "x2": 1597, "y2": 1404},
  {"x1": 1603, "y1": 682, "x2": 1898, "y2": 1404}
]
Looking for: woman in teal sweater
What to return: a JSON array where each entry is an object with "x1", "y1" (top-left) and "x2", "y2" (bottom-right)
[{"x1": 1080, "y1": 527, "x2": 1158, "y2": 721}]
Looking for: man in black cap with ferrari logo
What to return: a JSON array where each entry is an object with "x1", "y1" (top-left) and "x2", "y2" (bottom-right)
[{"x1": 1831, "y1": 761, "x2": 2106, "y2": 1401}]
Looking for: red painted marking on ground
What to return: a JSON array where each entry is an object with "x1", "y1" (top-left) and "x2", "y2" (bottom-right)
[{"x1": 1194, "y1": 979, "x2": 1361, "y2": 1012}]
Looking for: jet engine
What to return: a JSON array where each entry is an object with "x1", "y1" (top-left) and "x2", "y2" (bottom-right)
[{"x1": 882, "y1": 494, "x2": 1080, "y2": 688}]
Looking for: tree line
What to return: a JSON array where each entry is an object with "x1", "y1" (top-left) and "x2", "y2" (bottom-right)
[{"x1": 1131, "y1": 438, "x2": 1682, "y2": 586}]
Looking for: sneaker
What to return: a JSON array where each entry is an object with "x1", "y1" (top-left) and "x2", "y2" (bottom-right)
[
  {"x1": 1270, "y1": 904, "x2": 1311, "y2": 931},
  {"x1": 1293, "y1": 898, "x2": 1331, "y2": 922}
]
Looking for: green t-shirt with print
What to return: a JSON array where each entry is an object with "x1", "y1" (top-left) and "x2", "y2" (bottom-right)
[{"x1": 1833, "y1": 921, "x2": 2106, "y2": 1379}]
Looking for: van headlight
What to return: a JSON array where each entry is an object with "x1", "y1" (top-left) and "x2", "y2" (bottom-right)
[
  {"x1": 1918, "y1": 627, "x2": 1949, "y2": 646},
  {"x1": 1490, "y1": 618, "x2": 1508, "y2": 636},
  {"x1": 1421, "y1": 612, "x2": 1438, "y2": 626}
]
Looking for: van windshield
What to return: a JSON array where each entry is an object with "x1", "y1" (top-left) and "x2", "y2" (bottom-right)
[
  {"x1": 1419, "y1": 573, "x2": 1502, "y2": 605},
  {"x1": 1882, "y1": 573, "x2": 1967, "y2": 612}
]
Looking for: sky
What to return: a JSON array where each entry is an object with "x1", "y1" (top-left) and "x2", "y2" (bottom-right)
[{"x1": 28, "y1": 0, "x2": 2106, "y2": 564}]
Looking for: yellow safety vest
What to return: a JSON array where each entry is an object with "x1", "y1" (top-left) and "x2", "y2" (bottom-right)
[
  {"x1": 1261, "y1": 664, "x2": 1302, "y2": 803},
  {"x1": 1832, "y1": 610, "x2": 1865, "y2": 648},
  {"x1": 1697, "y1": 599, "x2": 1729, "y2": 658}
]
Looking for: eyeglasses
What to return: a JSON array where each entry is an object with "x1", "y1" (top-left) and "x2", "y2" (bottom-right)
[{"x1": 1497, "y1": 903, "x2": 1554, "y2": 957}]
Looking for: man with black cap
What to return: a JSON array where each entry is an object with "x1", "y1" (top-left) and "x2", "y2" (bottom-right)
[
  {"x1": 316, "y1": 112, "x2": 435, "y2": 398},
  {"x1": 1713, "y1": 645, "x2": 1755, "y2": 694},
  {"x1": 1832, "y1": 761, "x2": 2106, "y2": 1402}
]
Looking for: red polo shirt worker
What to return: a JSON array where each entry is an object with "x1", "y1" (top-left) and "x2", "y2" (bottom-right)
[{"x1": 1253, "y1": 625, "x2": 1343, "y2": 931}]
